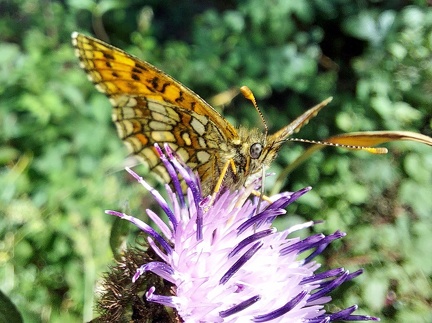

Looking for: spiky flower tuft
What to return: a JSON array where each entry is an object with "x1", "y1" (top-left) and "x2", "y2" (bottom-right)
[{"x1": 106, "y1": 144, "x2": 379, "y2": 322}]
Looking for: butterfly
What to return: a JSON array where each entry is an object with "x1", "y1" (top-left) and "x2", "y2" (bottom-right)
[{"x1": 71, "y1": 32, "x2": 350, "y2": 196}]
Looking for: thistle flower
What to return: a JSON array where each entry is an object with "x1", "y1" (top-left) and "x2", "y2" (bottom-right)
[{"x1": 106, "y1": 144, "x2": 379, "y2": 323}]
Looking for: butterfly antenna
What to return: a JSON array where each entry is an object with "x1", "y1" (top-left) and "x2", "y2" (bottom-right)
[
  {"x1": 287, "y1": 138, "x2": 388, "y2": 154},
  {"x1": 241, "y1": 86, "x2": 269, "y2": 215},
  {"x1": 240, "y1": 86, "x2": 268, "y2": 138}
]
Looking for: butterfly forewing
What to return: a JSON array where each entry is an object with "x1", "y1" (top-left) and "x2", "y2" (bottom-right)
[{"x1": 72, "y1": 32, "x2": 244, "y2": 192}]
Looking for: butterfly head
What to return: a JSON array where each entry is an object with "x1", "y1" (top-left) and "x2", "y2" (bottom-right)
[{"x1": 234, "y1": 127, "x2": 283, "y2": 181}]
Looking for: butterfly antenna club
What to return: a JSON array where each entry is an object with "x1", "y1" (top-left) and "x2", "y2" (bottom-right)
[{"x1": 240, "y1": 86, "x2": 268, "y2": 138}]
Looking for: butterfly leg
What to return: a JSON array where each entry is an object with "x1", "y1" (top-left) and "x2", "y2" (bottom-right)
[
  {"x1": 210, "y1": 158, "x2": 237, "y2": 201},
  {"x1": 211, "y1": 159, "x2": 273, "y2": 205},
  {"x1": 251, "y1": 190, "x2": 273, "y2": 203}
]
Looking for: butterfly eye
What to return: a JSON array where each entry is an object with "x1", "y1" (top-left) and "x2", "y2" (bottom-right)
[{"x1": 250, "y1": 143, "x2": 263, "y2": 159}]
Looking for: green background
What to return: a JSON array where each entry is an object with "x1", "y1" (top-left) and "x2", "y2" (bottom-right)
[{"x1": 1, "y1": 0, "x2": 431, "y2": 322}]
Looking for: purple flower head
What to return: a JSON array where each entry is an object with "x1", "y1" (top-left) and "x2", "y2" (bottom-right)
[{"x1": 106, "y1": 143, "x2": 380, "y2": 322}]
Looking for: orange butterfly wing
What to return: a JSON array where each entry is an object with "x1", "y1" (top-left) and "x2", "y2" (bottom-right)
[{"x1": 72, "y1": 32, "x2": 239, "y2": 191}]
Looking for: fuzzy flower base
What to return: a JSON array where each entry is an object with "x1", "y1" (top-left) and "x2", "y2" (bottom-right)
[{"x1": 106, "y1": 144, "x2": 379, "y2": 323}]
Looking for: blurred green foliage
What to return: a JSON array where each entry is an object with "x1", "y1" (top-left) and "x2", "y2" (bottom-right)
[{"x1": 1, "y1": 0, "x2": 431, "y2": 322}]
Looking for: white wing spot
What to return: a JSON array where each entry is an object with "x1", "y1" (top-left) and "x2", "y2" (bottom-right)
[
  {"x1": 197, "y1": 151, "x2": 211, "y2": 164},
  {"x1": 191, "y1": 117, "x2": 205, "y2": 136},
  {"x1": 166, "y1": 107, "x2": 180, "y2": 122},
  {"x1": 122, "y1": 107, "x2": 137, "y2": 119},
  {"x1": 120, "y1": 120, "x2": 135, "y2": 136},
  {"x1": 148, "y1": 100, "x2": 167, "y2": 114},
  {"x1": 176, "y1": 147, "x2": 190, "y2": 162},
  {"x1": 150, "y1": 120, "x2": 172, "y2": 131},
  {"x1": 125, "y1": 97, "x2": 138, "y2": 107},
  {"x1": 194, "y1": 113, "x2": 209, "y2": 125},
  {"x1": 95, "y1": 83, "x2": 105, "y2": 92},
  {"x1": 110, "y1": 95, "x2": 130, "y2": 107},
  {"x1": 140, "y1": 147, "x2": 159, "y2": 168},
  {"x1": 198, "y1": 137, "x2": 207, "y2": 148},
  {"x1": 154, "y1": 165, "x2": 171, "y2": 182}
]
